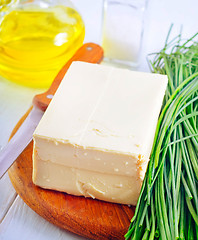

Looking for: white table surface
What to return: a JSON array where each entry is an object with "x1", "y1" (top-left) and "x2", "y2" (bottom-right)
[{"x1": 0, "y1": 0, "x2": 197, "y2": 239}]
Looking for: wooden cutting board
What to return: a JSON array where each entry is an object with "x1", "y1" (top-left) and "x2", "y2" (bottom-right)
[{"x1": 8, "y1": 43, "x2": 135, "y2": 240}]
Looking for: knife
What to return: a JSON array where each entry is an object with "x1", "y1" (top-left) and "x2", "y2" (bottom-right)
[{"x1": 0, "y1": 43, "x2": 104, "y2": 179}]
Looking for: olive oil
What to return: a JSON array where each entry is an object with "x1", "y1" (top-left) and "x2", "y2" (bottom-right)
[{"x1": 0, "y1": 6, "x2": 85, "y2": 88}]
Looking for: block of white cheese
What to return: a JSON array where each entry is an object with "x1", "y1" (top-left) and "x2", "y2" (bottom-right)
[{"x1": 32, "y1": 61, "x2": 168, "y2": 205}]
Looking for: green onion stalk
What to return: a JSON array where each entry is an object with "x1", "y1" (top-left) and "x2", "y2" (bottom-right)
[{"x1": 125, "y1": 26, "x2": 198, "y2": 240}]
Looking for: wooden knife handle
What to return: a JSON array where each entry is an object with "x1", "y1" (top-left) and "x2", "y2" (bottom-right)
[{"x1": 33, "y1": 43, "x2": 104, "y2": 111}]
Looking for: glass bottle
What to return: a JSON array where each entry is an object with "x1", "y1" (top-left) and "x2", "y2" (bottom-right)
[{"x1": 0, "y1": 0, "x2": 85, "y2": 88}]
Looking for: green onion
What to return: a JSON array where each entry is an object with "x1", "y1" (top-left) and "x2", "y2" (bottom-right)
[{"x1": 125, "y1": 26, "x2": 198, "y2": 239}]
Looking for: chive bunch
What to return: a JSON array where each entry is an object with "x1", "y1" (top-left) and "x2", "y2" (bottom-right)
[{"x1": 125, "y1": 27, "x2": 198, "y2": 239}]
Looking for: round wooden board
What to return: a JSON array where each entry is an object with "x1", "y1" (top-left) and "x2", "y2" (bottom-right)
[{"x1": 8, "y1": 108, "x2": 135, "y2": 240}]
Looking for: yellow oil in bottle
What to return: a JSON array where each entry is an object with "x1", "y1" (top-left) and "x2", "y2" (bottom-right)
[{"x1": 0, "y1": 5, "x2": 85, "y2": 88}]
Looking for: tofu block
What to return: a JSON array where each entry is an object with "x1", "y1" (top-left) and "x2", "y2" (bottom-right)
[{"x1": 33, "y1": 61, "x2": 168, "y2": 205}]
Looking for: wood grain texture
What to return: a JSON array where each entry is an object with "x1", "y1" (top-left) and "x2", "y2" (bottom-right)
[
  {"x1": 8, "y1": 114, "x2": 135, "y2": 240},
  {"x1": 7, "y1": 44, "x2": 134, "y2": 239},
  {"x1": 0, "y1": 173, "x2": 17, "y2": 223},
  {"x1": 0, "y1": 196, "x2": 87, "y2": 240}
]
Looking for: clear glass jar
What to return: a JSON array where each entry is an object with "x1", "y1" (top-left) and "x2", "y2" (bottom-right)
[
  {"x1": 0, "y1": 0, "x2": 85, "y2": 88},
  {"x1": 102, "y1": 0, "x2": 147, "y2": 68}
]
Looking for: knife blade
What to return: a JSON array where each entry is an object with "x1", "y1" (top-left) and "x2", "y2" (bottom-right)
[
  {"x1": 0, "y1": 43, "x2": 104, "y2": 179},
  {"x1": 0, "y1": 106, "x2": 43, "y2": 179}
]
